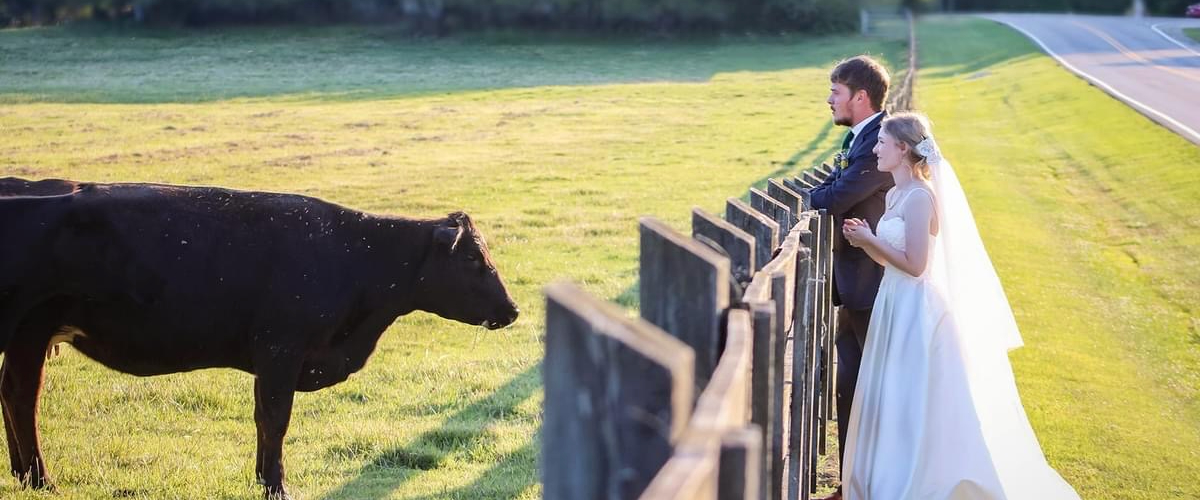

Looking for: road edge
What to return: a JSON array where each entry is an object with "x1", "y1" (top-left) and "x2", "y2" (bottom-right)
[{"x1": 979, "y1": 14, "x2": 1200, "y2": 146}]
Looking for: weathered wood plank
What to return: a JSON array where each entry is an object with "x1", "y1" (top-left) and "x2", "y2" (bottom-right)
[
  {"x1": 765, "y1": 229, "x2": 799, "y2": 332},
  {"x1": 640, "y1": 432, "x2": 720, "y2": 500},
  {"x1": 719, "y1": 427, "x2": 764, "y2": 500},
  {"x1": 801, "y1": 171, "x2": 822, "y2": 188},
  {"x1": 787, "y1": 250, "x2": 816, "y2": 500},
  {"x1": 726, "y1": 198, "x2": 779, "y2": 273},
  {"x1": 818, "y1": 211, "x2": 835, "y2": 459},
  {"x1": 766, "y1": 179, "x2": 803, "y2": 215},
  {"x1": 671, "y1": 308, "x2": 752, "y2": 500},
  {"x1": 692, "y1": 308, "x2": 753, "y2": 430},
  {"x1": 543, "y1": 282, "x2": 695, "y2": 500},
  {"x1": 747, "y1": 301, "x2": 777, "y2": 500},
  {"x1": 692, "y1": 207, "x2": 756, "y2": 286},
  {"x1": 639, "y1": 217, "x2": 731, "y2": 393},
  {"x1": 749, "y1": 187, "x2": 794, "y2": 235},
  {"x1": 782, "y1": 178, "x2": 809, "y2": 206}
]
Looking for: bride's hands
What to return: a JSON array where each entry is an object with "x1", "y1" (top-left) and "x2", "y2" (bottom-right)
[{"x1": 843, "y1": 218, "x2": 873, "y2": 247}]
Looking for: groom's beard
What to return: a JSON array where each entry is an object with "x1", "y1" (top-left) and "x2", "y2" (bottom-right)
[{"x1": 833, "y1": 115, "x2": 852, "y2": 127}]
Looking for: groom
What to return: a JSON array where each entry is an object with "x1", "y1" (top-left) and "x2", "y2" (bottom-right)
[{"x1": 807, "y1": 55, "x2": 894, "y2": 500}]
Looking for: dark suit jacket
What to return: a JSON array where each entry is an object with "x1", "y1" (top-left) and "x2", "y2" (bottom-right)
[{"x1": 809, "y1": 112, "x2": 894, "y2": 310}]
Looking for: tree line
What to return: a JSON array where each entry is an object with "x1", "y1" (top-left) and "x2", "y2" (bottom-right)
[
  {"x1": 0, "y1": 0, "x2": 862, "y2": 31},
  {"x1": 1, "y1": 0, "x2": 1194, "y2": 30}
]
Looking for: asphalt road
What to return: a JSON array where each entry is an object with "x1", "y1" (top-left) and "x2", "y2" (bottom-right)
[{"x1": 982, "y1": 13, "x2": 1200, "y2": 146}]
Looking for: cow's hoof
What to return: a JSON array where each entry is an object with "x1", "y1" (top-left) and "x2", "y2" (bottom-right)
[
  {"x1": 17, "y1": 473, "x2": 54, "y2": 491},
  {"x1": 263, "y1": 486, "x2": 292, "y2": 500}
]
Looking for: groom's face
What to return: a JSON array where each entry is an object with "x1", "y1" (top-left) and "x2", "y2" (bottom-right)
[{"x1": 828, "y1": 82, "x2": 856, "y2": 127}]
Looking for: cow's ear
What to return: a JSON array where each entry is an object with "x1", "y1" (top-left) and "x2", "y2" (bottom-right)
[
  {"x1": 449, "y1": 211, "x2": 473, "y2": 231},
  {"x1": 434, "y1": 221, "x2": 464, "y2": 253}
]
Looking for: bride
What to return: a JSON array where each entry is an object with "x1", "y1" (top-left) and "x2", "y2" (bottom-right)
[{"x1": 839, "y1": 112, "x2": 1080, "y2": 499}]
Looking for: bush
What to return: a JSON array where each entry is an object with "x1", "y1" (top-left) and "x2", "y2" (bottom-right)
[{"x1": 0, "y1": 0, "x2": 869, "y2": 31}]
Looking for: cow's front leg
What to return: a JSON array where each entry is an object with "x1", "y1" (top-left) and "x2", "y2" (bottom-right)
[
  {"x1": 0, "y1": 329, "x2": 53, "y2": 490},
  {"x1": 253, "y1": 354, "x2": 302, "y2": 500}
]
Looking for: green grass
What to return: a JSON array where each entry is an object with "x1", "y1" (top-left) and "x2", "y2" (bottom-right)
[
  {"x1": 1184, "y1": 27, "x2": 1200, "y2": 44},
  {"x1": 918, "y1": 16, "x2": 1200, "y2": 498},
  {"x1": 2, "y1": 16, "x2": 1198, "y2": 500},
  {"x1": 0, "y1": 24, "x2": 905, "y2": 499}
]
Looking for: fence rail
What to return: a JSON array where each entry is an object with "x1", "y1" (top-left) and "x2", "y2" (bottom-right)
[{"x1": 543, "y1": 165, "x2": 838, "y2": 500}]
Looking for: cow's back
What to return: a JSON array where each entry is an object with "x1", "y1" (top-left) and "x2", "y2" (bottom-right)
[
  {"x1": 0, "y1": 177, "x2": 79, "y2": 197},
  {"x1": 54, "y1": 183, "x2": 382, "y2": 374}
]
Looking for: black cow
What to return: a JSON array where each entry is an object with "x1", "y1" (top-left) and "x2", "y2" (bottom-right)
[{"x1": 0, "y1": 178, "x2": 519, "y2": 499}]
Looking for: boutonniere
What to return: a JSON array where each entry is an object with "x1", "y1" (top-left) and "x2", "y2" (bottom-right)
[{"x1": 834, "y1": 150, "x2": 850, "y2": 169}]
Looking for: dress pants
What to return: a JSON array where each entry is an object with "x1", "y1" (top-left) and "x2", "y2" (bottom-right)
[{"x1": 835, "y1": 306, "x2": 872, "y2": 477}]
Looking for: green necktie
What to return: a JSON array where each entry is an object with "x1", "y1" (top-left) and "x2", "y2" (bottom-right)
[{"x1": 841, "y1": 130, "x2": 855, "y2": 151}]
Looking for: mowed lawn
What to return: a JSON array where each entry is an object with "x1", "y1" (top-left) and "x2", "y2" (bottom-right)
[
  {"x1": 918, "y1": 16, "x2": 1200, "y2": 499},
  {"x1": 0, "y1": 25, "x2": 905, "y2": 499},
  {"x1": 1, "y1": 15, "x2": 1198, "y2": 500}
]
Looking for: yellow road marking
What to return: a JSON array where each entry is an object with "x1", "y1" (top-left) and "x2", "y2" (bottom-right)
[{"x1": 1071, "y1": 20, "x2": 1200, "y2": 84}]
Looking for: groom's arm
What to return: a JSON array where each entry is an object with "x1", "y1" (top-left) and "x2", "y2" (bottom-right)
[{"x1": 808, "y1": 155, "x2": 891, "y2": 216}]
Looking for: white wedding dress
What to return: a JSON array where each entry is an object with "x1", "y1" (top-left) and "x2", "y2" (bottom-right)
[{"x1": 841, "y1": 188, "x2": 1080, "y2": 500}]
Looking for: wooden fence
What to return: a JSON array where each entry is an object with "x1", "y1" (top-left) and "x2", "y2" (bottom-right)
[{"x1": 542, "y1": 164, "x2": 839, "y2": 500}]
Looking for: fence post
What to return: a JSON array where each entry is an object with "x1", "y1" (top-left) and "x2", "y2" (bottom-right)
[
  {"x1": 749, "y1": 187, "x2": 794, "y2": 235},
  {"x1": 766, "y1": 179, "x2": 803, "y2": 216},
  {"x1": 543, "y1": 282, "x2": 696, "y2": 500},
  {"x1": 640, "y1": 217, "x2": 731, "y2": 393},
  {"x1": 726, "y1": 198, "x2": 779, "y2": 273},
  {"x1": 787, "y1": 248, "x2": 815, "y2": 500},
  {"x1": 720, "y1": 426, "x2": 764, "y2": 500},
  {"x1": 747, "y1": 300, "x2": 777, "y2": 500},
  {"x1": 782, "y1": 178, "x2": 807, "y2": 200},
  {"x1": 692, "y1": 207, "x2": 756, "y2": 285},
  {"x1": 819, "y1": 210, "x2": 836, "y2": 459}
]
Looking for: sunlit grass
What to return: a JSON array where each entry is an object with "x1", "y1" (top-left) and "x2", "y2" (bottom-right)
[
  {"x1": 918, "y1": 15, "x2": 1200, "y2": 499},
  {"x1": 0, "y1": 25, "x2": 904, "y2": 499},
  {"x1": 1184, "y1": 27, "x2": 1199, "y2": 43},
  {"x1": 4, "y1": 16, "x2": 1196, "y2": 500}
]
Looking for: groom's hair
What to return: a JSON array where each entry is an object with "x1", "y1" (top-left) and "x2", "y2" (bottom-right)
[{"x1": 830, "y1": 56, "x2": 890, "y2": 112}]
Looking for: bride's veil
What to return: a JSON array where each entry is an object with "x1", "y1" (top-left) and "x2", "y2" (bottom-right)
[
  {"x1": 922, "y1": 140, "x2": 1024, "y2": 353},
  {"x1": 921, "y1": 137, "x2": 1081, "y2": 497}
]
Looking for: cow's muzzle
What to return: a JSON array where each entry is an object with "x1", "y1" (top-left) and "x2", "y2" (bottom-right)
[{"x1": 482, "y1": 306, "x2": 519, "y2": 330}]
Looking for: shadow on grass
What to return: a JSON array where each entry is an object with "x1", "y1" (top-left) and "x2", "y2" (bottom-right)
[
  {"x1": 403, "y1": 443, "x2": 537, "y2": 500},
  {"x1": 0, "y1": 25, "x2": 905, "y2": 104},
  {"x1": 751, "y1": 119, "x2": 837, "y2": 192},
  {"x1": 320, "y1": 364, "x2": 540, "y2": 500}
]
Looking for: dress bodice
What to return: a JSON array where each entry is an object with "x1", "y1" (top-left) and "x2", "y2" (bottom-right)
[
  {"x1": 877, "y1": 217, "x2": 907, "y2": 253},
  {"x1": 875, "y1": 194, "x2": 936, "y2": 280}
]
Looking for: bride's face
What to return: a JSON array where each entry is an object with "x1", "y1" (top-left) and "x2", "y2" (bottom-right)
[{"x1": 873, "y1": 130, "x2": 905, "y2": 173}]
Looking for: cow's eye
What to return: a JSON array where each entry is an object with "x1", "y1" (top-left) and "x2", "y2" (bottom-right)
[{"x1": 466, "y1": 254, "x2": 478, "y2": 262}]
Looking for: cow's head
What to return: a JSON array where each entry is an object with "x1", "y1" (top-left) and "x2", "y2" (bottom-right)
[{"x1": 415, "y1": 212, "x2": 519, "y2": 330}]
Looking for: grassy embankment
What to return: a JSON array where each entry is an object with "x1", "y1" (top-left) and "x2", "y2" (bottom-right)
[{"x1": 917, "y1": 16, "x2": 1200, "y2": 499}]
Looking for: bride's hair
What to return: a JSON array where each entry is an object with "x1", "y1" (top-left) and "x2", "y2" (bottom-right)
[{"x1": 882, "y1": 112, "x2": 934, "y2": 181}]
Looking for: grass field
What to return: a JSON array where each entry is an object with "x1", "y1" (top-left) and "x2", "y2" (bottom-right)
[
  {"x1": 0, "y1": 24, "x2": 904, "y2": 499},
  {"x1": 918, "y1": 16, "x2": 1200, "y2": 498},
  {"x1": 0, "y1": 14, "x2": 1198, "y2": 500}
]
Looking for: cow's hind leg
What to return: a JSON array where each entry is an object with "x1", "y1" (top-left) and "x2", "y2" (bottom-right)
[
  {"x1": 253, "y1": 354, "x2": 302, "y2": 500},
  {"x1": 0, "y1": 321, "x2": 55, "y2": 490},
  {"x1": 3, "y1": 389, "x2": 20, "y2": 478}
]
